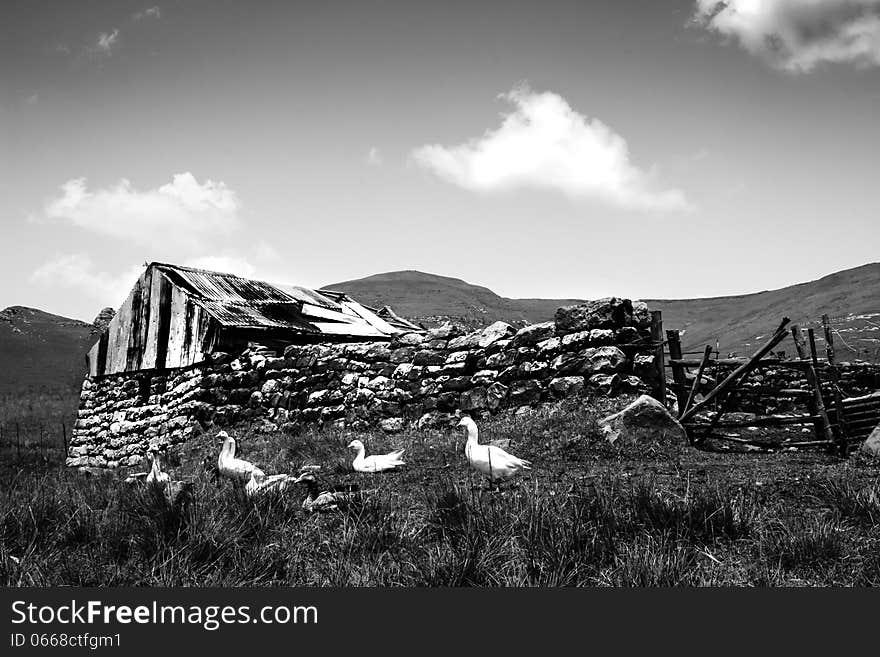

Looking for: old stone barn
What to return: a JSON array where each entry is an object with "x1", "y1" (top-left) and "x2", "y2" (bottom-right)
[{"x1": 69, "y1": 262, "x2": 663, "y2": 469}]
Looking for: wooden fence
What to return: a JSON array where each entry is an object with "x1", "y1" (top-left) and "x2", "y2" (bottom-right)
[
  {"x1": 0, "y1": 420, "x2": 70, "y2": 464},
  {"x1": 659, "y1": 313, "x2": 880, "y2": 454}
]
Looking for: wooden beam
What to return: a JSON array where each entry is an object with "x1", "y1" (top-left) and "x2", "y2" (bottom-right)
[
  {"x1": 791, "y1": 325, "x2": 837, "y2": 453},
  {"x1": 679, "y1": 318, "x2": 791, "y2": 424},
  {"x1": 668, "y1": 357, "x2": 825, "y2": 370},
  {"x1": 822, "y1": 314, "x2": 849, "y2": 455},
  {"x1": 650, "y1": 310, "x2": 666, "y2": 405},
  {"x1": 680, "y1": 345, "x2": 712, "y2": 419},
  {"x1": 683, "y1": 414, "x2": 819, "y2": 428},
  {"x1": 666, "y1": 329, "x2": 689, "y2": 416}
]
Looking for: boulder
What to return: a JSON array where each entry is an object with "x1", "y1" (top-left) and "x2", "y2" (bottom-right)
[
  {"x1": 582, "y1": 346, "x2": 627, "y2": 374},
  {"x1": 860, "y1": 424, "x2": 880, "y2": 456},
  {"x1": 548, "y1": 376, "x2": 585, "y2": 398},
  {"x1": 599, "y1": 394, "x2": 687, "y2": 445},
  {"x1": 476, "y1": 321, "x2": 516, "y2": 349},
  {"x1": 554, "y1": 346, "x2": 627, "y2": 376},
  {"x1": 554, "y1": 298, "x2": 634, "y2": 333},
  {"x1": 588, "y1": 373, "x2": 621, "y2": 396},
  {"x1": 511, "y1": 321, "x2": 556, "y2": 348},
  {"x1": 393, "y1": 332, "x2": 425, "y2": 347},
  {"x1": 379, "y1": 417, "x2": 405, "y2": 433},
  {"x1": 631, "y1": 301, "x2": 652, "y2": 328}
]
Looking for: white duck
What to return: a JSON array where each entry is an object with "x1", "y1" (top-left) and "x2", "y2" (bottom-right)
[
  {"x1": 217, "y1": 431, "x2": 265, "y2": 484},
  {"x1": 347, "y1": 439, "x2": 405, "y2": 473},
  {"x1": 145, "y1": 448, "x2": 171, "y2": 488},
  {"x1": 292, "y1": 473, "x2": 362, "y2": 513},
  {"x1": 245, "y1": 471, "x2": 294, "y2": 498},
  {"x1": 141, "y1": 448, "x2": 193, "y2": 507},
  {"x1": 458, "y1": 416, "x2": 532, "y2": 484}
]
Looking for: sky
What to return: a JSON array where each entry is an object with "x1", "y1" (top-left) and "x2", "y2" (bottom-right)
[{"x1": 1, "y1": 0, "x2": 879, "y2": 322}]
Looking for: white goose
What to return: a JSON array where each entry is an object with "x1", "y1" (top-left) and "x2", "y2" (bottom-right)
[
  {"x1": 458, "y1": 416, "x2": 532, "y2": 484},
  {"x1": 347, "y1": 439, "x2": 406, "y2": 473},
  {"x1": 245, "y1": 471, "x2": 294, "y2": 498},
  {"x1": 142, "y1": 448, "x2": 193, "y2": 507},
  {"x1": 217, "y1": 431, "x2": 265, "y2": 484},
  {"x1": 145, "y1": 448, "x2": 171, "y2": 488}
]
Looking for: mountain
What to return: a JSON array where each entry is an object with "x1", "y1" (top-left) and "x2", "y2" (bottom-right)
[
  {"x1": 327, "y1": 264, "x2": 880, "y2": 361},
  {"x1": 0, "y1": 306, "x2": 98, "y2": 396},
  {"x1": 324, "y1": 270, "x2": 584, "y2": 331},
  {"x1": 646, "y1": 263, "x2": 880, "y2": 360}
]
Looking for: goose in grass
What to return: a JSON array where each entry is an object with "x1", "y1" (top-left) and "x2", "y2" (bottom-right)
[
  {"x1": 457, "y1": 416, "x2": 532, "y2": 484},
  {"x1": 245, "y1": 471, "x2": 295, "y2": 498},
  {"x1": 347, "y1": 439, "x2": 406, "y2": 473},
  {"x1": 217, "y1": 431, "x2": 265, "y2": 484},
  {"x1": 292, "y1": 473, "x2": 364, "y2": 513},
  {"x1": 135, "y1": 448, "x2": 194, "y2": 507},
  {"x1": 145, "y1": 448, "x2": 171, "y2": 488}
]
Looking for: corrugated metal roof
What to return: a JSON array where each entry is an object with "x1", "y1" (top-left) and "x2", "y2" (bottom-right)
[{"x1": 150, "y1": 262, "x2": 402, "y2": 337}]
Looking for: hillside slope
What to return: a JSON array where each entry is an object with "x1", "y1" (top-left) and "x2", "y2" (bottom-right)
[
  {"x1": 324, "y1": 270, "x2": 583, "y2": 330},
  {"x1": 327, "y1": 264, "x2": 880, "y2": 360},
  {"x1": 648, "y1": 263, "x2": 880, "y2": 359},
  {"x1": 0, "y1": 306, "x2": 97, "y2": 395}
]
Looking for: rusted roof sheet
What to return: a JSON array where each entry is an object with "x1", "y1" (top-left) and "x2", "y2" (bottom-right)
[{"x1": 150, "y1": 262, "x2": 399, "y2": 337}]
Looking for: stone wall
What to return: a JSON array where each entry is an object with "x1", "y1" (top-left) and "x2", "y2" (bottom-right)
[
  {"x1": 701, "y1": 361, "x2": 880, "y2": 415},
  {"x1": 68, "y1": 298, "x2": 661, "y2": 469}
]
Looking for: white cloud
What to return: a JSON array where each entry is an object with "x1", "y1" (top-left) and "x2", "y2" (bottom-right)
[
  {"x1": 411, "y1": 85, "x2": 690, "y2": 212},
  {"x1": 30, "y1": 255, "x2": 145, "y2": 306},
  {"x1": 96, "y1": 29, "x2": 120, "y2": 55},
  {"x1": 44, "y1": 172, "x2": 241, "y2": 248},
  {"x1": 692, "y1": 0, "x2": 880, "y2": 72},
  {"x1": 134, "y1": 6, "x2": 161, "y2": 20},
  {"x1": 366, "y1": 147, "x2": 383, "y2": 166}
]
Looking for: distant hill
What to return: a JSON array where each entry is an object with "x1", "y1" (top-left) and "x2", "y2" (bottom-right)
[
  {"x1": 324, "y1": 270, "x2": 583, "y2": 331},
  {"x1": 647, "y1": 263, "x2": 880, "y2": 361},
  {"x1": 0, "y1": 306, "x2": 97, "y2": 396},
  {"x1": 327, "y1": 264, "x2": 880, "y2": 361}
]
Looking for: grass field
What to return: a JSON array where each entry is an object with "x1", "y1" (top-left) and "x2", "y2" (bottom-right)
[{"x1": 2, "y1": 395, "x2": 880, "y2": 587}]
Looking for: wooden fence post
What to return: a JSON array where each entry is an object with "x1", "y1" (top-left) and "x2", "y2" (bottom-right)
[
  {"x1": 681, "y1": 345, "x2": 713, "y2": 419},
  {"x1": 650, "y1": 311, "x2": 666, "y2": 405},
  {"x1": 791, "y1": 325, "x2": 836, "y2": 453},
  {"x1": 62, "y1": 422, "x2": 68, "y2": 459},
  {"x1": 666, "y1": 329, "x2": 689, "y2": 415},
  {"x1": 818, "y1": 319, "x2": 848, "y2": 456}
]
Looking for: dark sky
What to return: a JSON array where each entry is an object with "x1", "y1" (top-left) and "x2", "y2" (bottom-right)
[{"x1": 1, "y1": 0, "x2": 878, "y2": 320}]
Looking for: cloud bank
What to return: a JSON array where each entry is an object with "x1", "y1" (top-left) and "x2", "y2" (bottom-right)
[
  {"x1": 693, "y1": 0, "x2": 880, "y2": 72},
  {"x1": 30, "y1": 255, "x2": 145, "y2": 306},
  {"x1": 44, "y1": 172, "x2": 241, "y2": 248},
  {"x1": 411, "y1": 85, "x2": 690, "y2": 212}
]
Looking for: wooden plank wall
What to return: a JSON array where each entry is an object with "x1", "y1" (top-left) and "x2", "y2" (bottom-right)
[{"x1": 86, "y1": 266, "x2": 214, "y2": 376}]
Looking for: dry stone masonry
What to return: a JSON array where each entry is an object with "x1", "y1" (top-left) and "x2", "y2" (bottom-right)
[
  {"x1": 68, "y1": 298, "x2": 661, "y2": 469},
  {"x1": 708, "y1": 361, "x2": 880, "y2": 415}
]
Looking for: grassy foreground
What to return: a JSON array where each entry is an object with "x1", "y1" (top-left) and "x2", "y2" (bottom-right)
[{"x1": 2, "y1": 395, "x2": 880, "y2": 586}]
